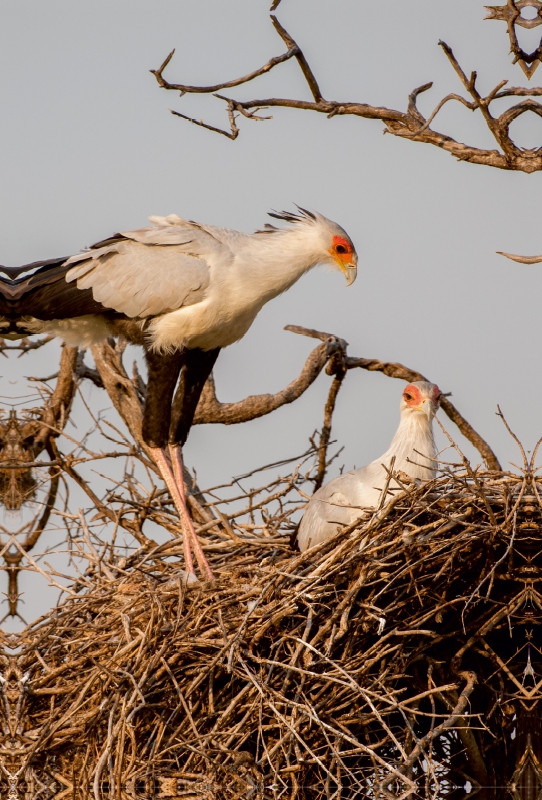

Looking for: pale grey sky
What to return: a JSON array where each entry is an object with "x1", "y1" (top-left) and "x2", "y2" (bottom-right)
[{"x1": 1, "y1": 1, "x2": 541, "y2": 620}]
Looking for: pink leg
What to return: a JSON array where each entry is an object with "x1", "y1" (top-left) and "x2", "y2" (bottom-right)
[
  {"x1": 150, "y1": 447, "x2": 197, "y2": 579},
  {"x1": 169, "y1": 445, "x2": 214, "y2": 581}
]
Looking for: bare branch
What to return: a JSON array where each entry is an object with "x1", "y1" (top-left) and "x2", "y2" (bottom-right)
[
  {"x1": 193, "y1": 338, "x2": 341, "y2": 426},
  {"x1": 31, "y1": 344, "x2": 79, "y2": 453},
  {"x1": 497, "y1": 250, "x2": 542, "y2": 263},
  {"x1": 313, "y1": 349, "x2": 347, "y2": 491},
  {"x1": 152, "y1": 14, "x2": 542, "y2": 172},
  {"x1": 90, "y1": 341, "x2": 147, "y2": 454},
  {"x1": 150, "y1": 37, "x2": 299, "y2": 95},
  {"x1": 170, "y1": 107, "x2": 239, "y2": 140}
]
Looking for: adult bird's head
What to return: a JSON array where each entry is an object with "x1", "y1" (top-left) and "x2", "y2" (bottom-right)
[
  {"x1": 328, "y1": 231, "x2": 358, "y2": 286},
  {"x1": 401, "y1": 381, "x2": 441, "y2": 419},
  {"x1": 265, "y1": 207, "x2": 358, "y2": 286}
]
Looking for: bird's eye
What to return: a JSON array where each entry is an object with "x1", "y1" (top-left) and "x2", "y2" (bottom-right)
[
  {"x1": 404, "y1": 393, "x2": 412, "y2": 402},
  {"x1": 336, "y1": 244, "x2": 348, "y2": 254}
]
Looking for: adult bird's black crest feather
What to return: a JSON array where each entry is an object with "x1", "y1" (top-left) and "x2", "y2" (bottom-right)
[{"x1": 267, "y1": 207, "x2": 317, "y2": 225}]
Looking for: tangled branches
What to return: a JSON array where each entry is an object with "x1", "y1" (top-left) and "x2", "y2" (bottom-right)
[
  {"x1": 0, "y1": 325, "x2": 499, "y2": 625},
  {"x1": 152, "y1": 12, "x2": 542, "y2": 173},
  {"x1": 2, "y1": 456, "x2": 541, "y2": 797},
  {"x1": 0, "y1": 327, "x2": 519, "y2": 797}
]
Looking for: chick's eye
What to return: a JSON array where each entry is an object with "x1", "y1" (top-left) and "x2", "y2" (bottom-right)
[
  {"x1": 336, "y1": 244, "x2": 348, "y2": 254},
  {"x1": 404, "y1": 393, "x2": 412, "y2": 402}
]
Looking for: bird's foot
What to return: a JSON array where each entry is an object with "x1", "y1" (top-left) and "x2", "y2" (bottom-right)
[{"x1": 150, "y1": 446, "x2": 214, "y2": 582}]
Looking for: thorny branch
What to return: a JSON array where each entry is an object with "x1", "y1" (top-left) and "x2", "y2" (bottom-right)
[{"x1": 153, "y1": 13, "x2": 542, "y2": 173}]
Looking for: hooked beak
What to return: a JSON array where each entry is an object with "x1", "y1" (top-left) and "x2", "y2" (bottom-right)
[
  {"x1": 334, "y1": 253, "x2": 357, "y2": 286},
  {"x1": 344, "y1": 263, "x2": 357, "y2": 286}
]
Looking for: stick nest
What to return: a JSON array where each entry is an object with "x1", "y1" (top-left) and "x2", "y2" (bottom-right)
[{"x1": 3, "y1": 466, "x2": 540, "y2": 798}]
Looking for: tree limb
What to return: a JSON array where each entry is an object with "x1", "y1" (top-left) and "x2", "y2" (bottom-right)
[
  {"x1": 193, "y1": 337, "x2": 342, "y2": 425},
  {"x1": 152, "y1": 14, "x2": 542, "y2": 173}
]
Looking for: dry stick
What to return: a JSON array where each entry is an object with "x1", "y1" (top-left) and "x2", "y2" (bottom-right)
[
  {"x1": 48, "y1": 438, "x2": 155, "y2": 549},
  {"x1": 92, "y1": 698, "x2": 119, "y2": 800},
  {"x1": 0, "y1": 345, "x2": 79, "y2": 618},
  {"x1": 31, "y1": 344, "x2": 79, "y2": 453},
  {"x1": 90, "y1": 342, "x2": 146, "y2": 453},
  {"x1": 0, "y1": 334, "x2": 54, "y2": 355},
  {"x1": 402, "y1": 671, "x2": 478, "y2": 771},
  {"x1": 152, "y1": 14, "x2": 542, "y2": 173},
  {"x1": 435, "y1": 417, "x2": 498, "y2": 528},
  {"x1": 8, "y1": 538, "x2": 78, "y2": 598},
  {"x1": 2, "y1": 463, "x2": 60, "y2": 619},
  {"x1": 314, "y1": 353, "x2": 347, "y2": 491}
]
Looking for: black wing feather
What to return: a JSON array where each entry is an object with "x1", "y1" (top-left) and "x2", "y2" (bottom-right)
[{"x1": 0, "y1": 256, "x2": 120, "y2": 321}]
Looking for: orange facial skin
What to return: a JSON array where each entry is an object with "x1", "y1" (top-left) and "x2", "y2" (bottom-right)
[
  {"x1": 403, "y1": 384, "x2": 441, "y2": 409},
  {"x1": 403, "y1": 385, "x2": 423, "y2": 407},
  {"x1": 330, "y1": 234, "x2": 354, "y2": 260}
]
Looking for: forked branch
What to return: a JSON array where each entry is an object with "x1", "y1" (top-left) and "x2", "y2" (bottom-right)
[
  {"x1": 152, "y1": 14, "x2": 542, "y2": 173},
  {"x1": 85, "y1": 327, "x2": 500, "y2": 472}
]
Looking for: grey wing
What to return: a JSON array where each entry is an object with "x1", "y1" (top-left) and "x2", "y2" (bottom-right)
[{"x1": 65, "y1": 241, "x2": 211, "y2": 318}]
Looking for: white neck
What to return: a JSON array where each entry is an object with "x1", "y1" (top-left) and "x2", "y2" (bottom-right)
[
  {"x1": 378, "y1": 411, "x2": 437, "y2": 480},
  {"x1": 238, "y1": 227, "x2": 326, "y2": 304}
]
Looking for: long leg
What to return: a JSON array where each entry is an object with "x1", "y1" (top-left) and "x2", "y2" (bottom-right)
[
  {"x1": 170, "y1": 347, "x2": 221, "y2": 447},
  {"x1": 169, "y1": 348, "x2": 220, "y2": 581},
  {"x1": 143, "y1": 349, "x2": 201, "y2": 577},
  {"x1": 142, "y1": 349, "x2": 183, "y2": 449}
]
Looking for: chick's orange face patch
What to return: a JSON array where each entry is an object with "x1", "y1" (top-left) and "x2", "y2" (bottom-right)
[{"x1": 403, "y1": 385, "x2": 423, "y2": 406}]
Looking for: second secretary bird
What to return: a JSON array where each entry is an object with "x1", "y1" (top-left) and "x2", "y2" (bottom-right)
[
  {"x1": 297, "y1": 381, "x2": 440, "y2": 552},
  {"x1": 3, "y1": 208, "x2": 358, "y2": 580}
]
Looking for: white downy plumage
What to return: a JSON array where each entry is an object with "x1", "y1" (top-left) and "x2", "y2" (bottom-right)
[
  {"x1": 28, "y1": 208, "x2": 358, "y2": 351},
  {"x1": 297, "y1": 381, "x2": 441, "y2": 552}
]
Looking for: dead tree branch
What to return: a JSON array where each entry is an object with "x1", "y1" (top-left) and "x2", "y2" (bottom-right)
[
  {"x1": 85, "y1": 327, "x2": 500, "y2": 472},
  {"x1": 192, "y1": 335, "x2": 344, "y2": 425},
  {"x1": 152, "y1": 14, "x2": 542, "y2": 173},
  {"x1": 0, "y1": 344, "x2": 79, "y2": 616},
  {"x1": 313, "y1": 346, "x2": 348, "y2": 491}
]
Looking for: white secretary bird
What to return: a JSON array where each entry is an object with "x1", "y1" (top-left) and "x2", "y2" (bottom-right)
[
  {"x1": 4, "y1": 207, "x2": 358, "y2": 580},
  {"x1": 297, "y1": 381, "x2": 441, "y2": 552}
]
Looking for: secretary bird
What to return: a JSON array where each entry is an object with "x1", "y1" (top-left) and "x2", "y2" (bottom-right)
[
  {"x1": 0, "y1": 208, "x2": 357, "y2": 580},
  {"x1": 297, "y1": 381, "x2": 440, "y2": 552}
]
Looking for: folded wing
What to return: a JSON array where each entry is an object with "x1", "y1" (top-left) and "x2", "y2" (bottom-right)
[
  {"x1": 65, "y1": 241, "x2": 212, "y2": 318},
  {"x1": 8, "y1": 220, "x2": 230, "y2": 321}
]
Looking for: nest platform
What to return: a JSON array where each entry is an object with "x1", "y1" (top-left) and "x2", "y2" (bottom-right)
[{"x1": 1, "y1": 467, "x2": 540, "y2": 799}]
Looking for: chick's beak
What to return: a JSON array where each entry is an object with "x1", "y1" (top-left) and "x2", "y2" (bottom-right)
[{"x1": 419, "y1": 399, "x2": 435, "y2": 418}]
